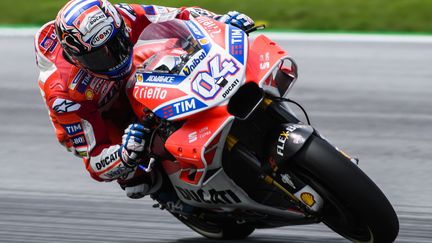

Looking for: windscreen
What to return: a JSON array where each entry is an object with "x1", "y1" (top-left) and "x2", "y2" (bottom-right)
[
  {"x1": 138, "y1": 20, "x2": 192, "y2": 42},
  {"x1": 137, "y1": 20, "x2": 204, "y2": 74}
]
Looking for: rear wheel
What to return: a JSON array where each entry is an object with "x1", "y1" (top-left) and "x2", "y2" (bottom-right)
[
  {"x1": 174, "y1": 214, "x2": 255, "y2": 240},
  {"x1": 291, "y1": 135, "x2": 399, "y2": 242}
]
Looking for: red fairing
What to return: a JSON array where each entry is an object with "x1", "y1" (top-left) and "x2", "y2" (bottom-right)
[
  {"x1": 133, "y1": 45, "x2": 189, "y2": 111},
  {"x1": 127, "y1": 17, "x2": 248, "y2": 185},
  {"x1": 133, "y1": 85, "x2": 189, "y2": 111},
  {"x1": 246, "y1": 35, "x2": 289, "y2": 85},
  {"x1": 164, "y1": 106, "x2": 231, "y2": 185},
  {"x1": 196, "y1": 16, "x2": 226, "y2": 49},
  {"x1": 127, "y1": 40, "x2": 191, "y2": 121}
]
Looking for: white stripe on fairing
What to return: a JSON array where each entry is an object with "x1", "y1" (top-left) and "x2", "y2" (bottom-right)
[
  {"x1": 64, "y1": 0, "x2": 98, "y2": 23},
  {"x1": 2, "y1": 28, "x2": 432, "y2": 43}
]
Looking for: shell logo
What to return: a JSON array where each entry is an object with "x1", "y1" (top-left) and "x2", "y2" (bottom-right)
[
  {"x1": 136, "y1": 73, "x2": 144, "y2": 83},
  {"x1": 300, "y1": 192, "x2": 316, "y2": 207},
  {"x1": 85, "y1": 89, "x2": 94, "y2": 100}
]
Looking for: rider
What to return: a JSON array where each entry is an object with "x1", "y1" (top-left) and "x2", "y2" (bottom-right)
[{"x1": 35, "y1": 0, "x2": 255, "y2": 199}]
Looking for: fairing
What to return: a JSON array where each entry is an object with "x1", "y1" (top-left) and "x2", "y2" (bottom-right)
[
  {"x1": 246, "y1": 35, "x2": 298, "y2": 98},
  {"x1": 132, "y1": 18, "x2": 248, "y2": 121},
  {"x1": 129, "y1": 18, "x2": 306, "y2": 217}
]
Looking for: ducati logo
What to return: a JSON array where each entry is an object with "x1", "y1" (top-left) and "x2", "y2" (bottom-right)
[{"x1": 176, "y1": 186, "x2": 242, "y2": 205}]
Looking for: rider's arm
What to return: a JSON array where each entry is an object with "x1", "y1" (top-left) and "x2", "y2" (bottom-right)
[
  {"x1": 40, "y1": 83, "x2": 144, "y2": 183},
  {"x1": 115, "y1": 4, "x2": 220, "y2": 44},
  {"x1": 45, "y1": 92, "x2": 133, "y2": 182},
  {"x1": 35, "y1": 21, "x2": 76, "y2": 153}
]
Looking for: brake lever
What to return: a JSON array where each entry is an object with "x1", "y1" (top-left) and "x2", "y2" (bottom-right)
[
  {"x1": 138, "y1": 111, "x2": 161, "y2": 173},
  {"x1": 139, "y1": 156, "x2": 156, "y2": 172},
  {"x1": 245, "y1": 24, "x2": 266, "y2": 35}
]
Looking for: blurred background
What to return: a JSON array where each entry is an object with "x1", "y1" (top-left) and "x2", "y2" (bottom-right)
[{"x1": 1, "y1": 0, "x2": 432, "y2": 33}]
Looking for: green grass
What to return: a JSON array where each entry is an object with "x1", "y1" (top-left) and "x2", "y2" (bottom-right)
[{"x1": 2, "y1": 0, "x2": 432, "y2": 33}]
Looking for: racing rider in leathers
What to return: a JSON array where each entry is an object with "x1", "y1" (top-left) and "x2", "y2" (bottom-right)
[{"x1": 35, "y1": 0, "x2": 254, "y2": 199}]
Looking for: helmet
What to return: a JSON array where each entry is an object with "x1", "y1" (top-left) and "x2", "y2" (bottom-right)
[{"x1": 55, "y1": 0, "x2": 133, "y2": 80}]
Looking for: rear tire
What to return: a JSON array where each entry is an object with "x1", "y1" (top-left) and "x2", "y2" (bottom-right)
[{"x1": 292, "y1": 135, "x2": 399, "y2": 242}]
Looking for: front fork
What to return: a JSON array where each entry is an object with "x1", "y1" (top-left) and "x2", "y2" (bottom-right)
[{"x1": 226, "y1": 97, "x2": 324, "y2": 214}]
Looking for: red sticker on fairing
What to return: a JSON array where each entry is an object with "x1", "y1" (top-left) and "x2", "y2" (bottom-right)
[{"x1": 133, "y1": 85, "x2": 188, "y2": 110}]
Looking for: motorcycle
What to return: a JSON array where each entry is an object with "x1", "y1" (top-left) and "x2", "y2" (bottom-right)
[{"x1": 127, "y1": 17, "x2": 399, "y2": 242}]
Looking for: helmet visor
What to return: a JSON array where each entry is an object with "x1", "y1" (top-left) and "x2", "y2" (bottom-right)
[{"x1": 73, "y1": 28, "x2": 131, "y2": 73}]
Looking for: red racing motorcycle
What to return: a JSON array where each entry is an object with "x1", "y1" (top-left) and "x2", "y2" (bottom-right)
[{"x1": 127, "y1": 17, "x2": 399, "y2": 242}]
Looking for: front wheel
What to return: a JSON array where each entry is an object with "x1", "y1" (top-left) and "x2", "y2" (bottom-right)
[{"x1": 291, "y1": 135, "x2": 399, "y2": 242}]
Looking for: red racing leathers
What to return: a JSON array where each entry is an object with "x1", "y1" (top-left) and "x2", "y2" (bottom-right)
[{"x1": 35, "y1": 4, "x2": 217, "y2": 183}]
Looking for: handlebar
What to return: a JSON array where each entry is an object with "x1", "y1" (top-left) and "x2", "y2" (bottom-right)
[{"x1": 245, "y1": 24, "x2": 266, "y2": 35}]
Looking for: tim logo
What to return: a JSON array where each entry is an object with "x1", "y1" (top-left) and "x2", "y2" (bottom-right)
[
  {"x1": 191, "y1": 55, "x2": 239, "y2": 100},
  {"x1": 62, "y1": 122, "x2": 83, "y2": 136},
  {"x1": 228, "y1": 26, "x2": 245, "y2": 64},
  {"x1": 155, "y1": 98, "x2": 207, "y2": 119}
]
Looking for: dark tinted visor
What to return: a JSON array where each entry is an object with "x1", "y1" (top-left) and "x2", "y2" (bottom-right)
[{"x1": 73, "y1": 28, "x2": 131, "y2": 73}]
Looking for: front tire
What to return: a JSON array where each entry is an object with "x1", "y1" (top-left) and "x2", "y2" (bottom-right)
[{"x1": 292, "y1": 135, "x2": 399, "y2": 242}]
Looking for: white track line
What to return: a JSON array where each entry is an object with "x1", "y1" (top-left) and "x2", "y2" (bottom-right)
[{"x1": 1, "y1": 27, "x2": 432, "y2": 43}]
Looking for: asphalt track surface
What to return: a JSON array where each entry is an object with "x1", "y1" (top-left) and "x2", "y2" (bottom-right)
[{"x1": 1, "y1": 33, "x2": 431, "y2": 243}]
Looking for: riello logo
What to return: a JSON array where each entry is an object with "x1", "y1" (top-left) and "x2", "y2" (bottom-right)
[{"x1": 134, "y1": 86, "x2": 168, "y2": 100}]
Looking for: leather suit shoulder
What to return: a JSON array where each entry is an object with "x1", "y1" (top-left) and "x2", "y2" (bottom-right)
[
  {"x1": 35, "y1": 21, "x2": 62, "y2": 70},
  {"x1": 43, "y1": 67, "x2": 89, "y2": 104}
]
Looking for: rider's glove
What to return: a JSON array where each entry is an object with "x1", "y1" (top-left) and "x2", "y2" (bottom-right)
[
  {"x1": 119, "y1": 124, "x2": 150, "y2": 167},
  {"x1": 216, "y1": 11, "x2": 255, "y2": 32}
]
